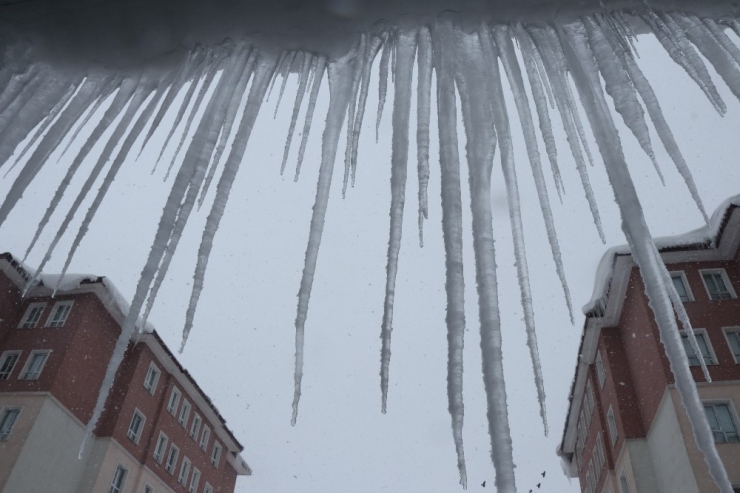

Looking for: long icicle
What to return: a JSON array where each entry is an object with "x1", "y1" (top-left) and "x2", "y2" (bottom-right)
[
  {"x1": 342, "y1": 35, "x2": 367, "y2": 197},
  {"x1": 416, "y1": 25, "x2": 433, "y2": 248},
  {"x1": 281, "y1": 52, "x2": 313, "y2": 176},
  {"x1": 481, "y1": 24, "x2": 549, "y2": 439},
  {"x1": 376, "y1": 32, "x2": 392, "y2": 141},
  {"x1": 494, "y1": 24, "x2": 573, "y2": 325},
  {"x1": 560, "y1": 22, "x2": 732, "y2": 493},
  {"x1": 274, "y1": 51, "x2": 298, "y2": 118},
  {"x1": 181, "y1": 57, "x2": 274, "y2": 349},
  {"x1": 434, "y1": 17, "x2": 468, "y2": 490},
  {"x1": 292, "y1": 51, "x2": 355, "y2": 425},
  {"x1": 458, "y1": 27, "x2": 516, "y2": 493},
  {"x1": 380, "y1": 28, "x2": 417, "y2": 414},
  {"x1": 294, "y1": 56, "x2": 327, "y2": 182}
]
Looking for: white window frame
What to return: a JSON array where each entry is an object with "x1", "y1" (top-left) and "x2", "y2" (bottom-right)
[
  {"x1": 607, "y1": 405, "x2": 618, "y2": 446},
  {"x1": 109, "y1": 463, "x2": 128, "y2": 493},
  {"x1": 700, "y1": 268, "x2": 737, "y2": 301},
  {"x1": 586, "y1": 379, "x2": 595, "y2": 425},
  {"x1": 45, "y1": 300, "x2": 74, "y2": 328},
  {"x1": 143, "y1": 362, "x2": 160, "y2": 395},
  {"x1": 595, "y1": 432, "x2": 605, "y2": 471},
  {"x1": 0, "y1": 350, "x2": 21, "y2": 380},
  {"x1": 680, "y1": 329, "x2": 718, "y2": 366},
  {"x1": 179, "y1": 399, "x2": 191, "y2": 427},
  {"x1": 200, "y1": 425, "x2": 210, "y2": 451},
  {"x1": 153, "y1": 431, "x2": 168, "y2": 463},
  {"x1": 204, "y1": 483, "x2": 213, "y2": 493},
  {"x1": 670, "y1": 271, "x2": 694, "y2": 302},
  {"x1": 19, "y1": 350, "x2": 50, "y2": 380},
  {"x1": 0, "y1": 407, "x2": 22, "y2": 440},
  {"x1": 167, "y1": 387, "x2": 181, "y2": 415},
  {"x1": 143, "y1": 484, "x2": 153, "y2": 493},
  {"x1": 189, "y1": 467, "x2": 200, "y2": 493},
  {"x1": 165, "y1": 444, "x2": 179, "y2": 474},
  {"x1": 178, "y1": 456, "x2": 191, "y2": 485},
  {"x1": 619, "y1": 469, "x2": 630, "y2": 493},
  {"x1": 18, "y1": 302, "x2": 46, "y2": 329},
  {"x1": 127, "y1": 408, "x2": 146, "y2": 444},
  {"x1": 595, "y1": 351, "x2": 606, "y2": 388},
  {"x1": 703, "y1": 400, "x2": 740, "y2": 443},
  {"x1": 190, "y1": 413, "x2": 202, "y2": 440},
  {"x1": 723, "y1": 327, "x2": 740, "y2": 364},
  {"x1": 211, "y1": 441, "x2": 222, "y2": 468}
]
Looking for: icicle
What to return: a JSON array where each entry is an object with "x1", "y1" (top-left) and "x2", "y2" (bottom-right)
[
  {"x1": 294, "y1": 56, "x2": 327, "y2": 182},
  {"x1": 0, "y1": 75, "x2": 100, "y2": 231},
  {"x1": 703, "y1": 18, "x2": 740, "y2": 69},
  {"x1": 349, "y1": 34, "x2": 383, "y2": 185},
  {"x1": 528, "y1": 26, "x2": 605, "y2": 242},
  {"x1": 380, "y1": 28, "x2": 417, "y2": 414},
  {"x1": 529, "y1": 36, "x2": 556, "y2": 110},
  {"x1": 416, "y1": 26, "x2": 433, "y2": 248},
  {"x1": 274, "y1": 51, "x2": 297, "y2": 118},
  {"x1": 281, "y1": 52, "x2": 312, "y2": 176},
  {"x1": 266, "y1": 51, "x2": 289, "y2": 102},
  {"x1": 494, "y1": 24, "x2": 574, "y2": 324},
  {"x1": 458, "y1": 27, "x2": 516, "y2": 493},
  {"x1": 560, "y1": 23, "x2": 733, "y2": 493},
  {"x1": 342, "y1": 35, "x2": 367, "y2": 197},
  {"x1": 376, "y1": 32, "x2": 392, "y2": 142},
  {"x1": 52, "y1": 81, "x2": 159, "y2": 292},
  {"x1": 433, "y1": 17, "x2": 468, "y2": 490},
  {"x1": 614, "y1": 11, "x2": 640, "y2": 57},
  {"x1": 138, "y1": 46, "x2": 209, "y2": 160},
  {"x1": 200, "y1": 49, "x2": 258, "y2": 208},
  {"x1": 515, "y1": 24, "x2": 565, "y2": 199},
  {"x1": 180, "y1": 52, "x2": 275, "y2": 353},
  {"x1": 22, "y1": 77, "x2": 139, "y2": 263},
  {"x1": 583, "y1": 16, "x2": 664, "y2": 184},
  {"x1": 640, "y1": 10, "x2": 726, "y2": 115},
  {"x1": 0, "y1": 65, "x2": 46, "y2": 138},
  {"x1": 165, "y1": 46, "x2": 231, "y2": 179},
  {"x1": 480, "y1": 24, "x2": 549, "y2": 443},
  {"x1": 595, "y1": 15, "x2": 709, "y2": 223},
  {"x1": 670, "y1": 13, "x2": 740, "y2": 104},
  {"x1": 292, "y1": 51, "x2": 356, "y2": 426}
]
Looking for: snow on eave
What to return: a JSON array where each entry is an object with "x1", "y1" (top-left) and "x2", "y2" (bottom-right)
[{"x1": 581, "y1": 194, "x2": 740, "y2": 316}]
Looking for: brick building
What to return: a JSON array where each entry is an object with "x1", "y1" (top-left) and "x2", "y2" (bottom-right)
[
  {"x1": 0, "y1": 252, "x2": 250, "y2": 493},
  {"x1": 559, "y1": 199, "x2": 740, "y2": 493}
]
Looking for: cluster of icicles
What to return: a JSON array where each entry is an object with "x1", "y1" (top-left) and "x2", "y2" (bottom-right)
[{"x1": 1, "y1": 5, "x2": 739, "y2": 492}]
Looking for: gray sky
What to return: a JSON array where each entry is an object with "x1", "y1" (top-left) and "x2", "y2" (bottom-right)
[{"x1": 2, "y1": 30, "x2": 740, "y2": 493}]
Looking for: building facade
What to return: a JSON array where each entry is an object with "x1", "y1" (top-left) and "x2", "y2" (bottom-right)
[
  {"x1": 0, "y1": 253, "x2": 250, "y2": 493},
  {"x1": 559, "y1": 200, "x2": 740, "y2": 493}
]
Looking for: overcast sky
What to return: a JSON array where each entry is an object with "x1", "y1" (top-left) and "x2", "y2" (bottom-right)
[{"x1": 2, "y1": 29, "x2": 740, "y2": 493}]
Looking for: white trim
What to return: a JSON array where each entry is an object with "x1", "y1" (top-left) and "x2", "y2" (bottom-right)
[
  {"x1": 0, "y1": 406, "x2": 22, "y2": 440},
  {"x1": 153, "y1": 430, "x2": 168, "y2": 463},
  {"x1": 179, "y1": 399, "x2": 191, "y2": 428},
  {"x1": 109, "y1": 462, "x2": 128, "y2": 493},
  {"x1": 143, "y1": 362, "x2": 161, "y2": 395},
  {"x1": 199, "y1": 425, "x2": 210, "y2": 451},
  {"x1": 45, "y1": 300, "x2": 74, "y2": 327},
  {"x1": 680, "y1": 328, "x2": 718, "y2": 366},
  {"x1": 702, "y1": 399, "x2": 740, "y2": 443},
  {"x1": 607, "y1": 406, "x2": 618, "y2": 447},
  {"x1": 596, "y1": 350, "x2": 606, "y2": 389},
  {"x1": 189, "y1": 466, "x2": 201, "y2": 493},
  {"x1": 142, "y1": 484, "x2": 154, "y2": 493},
  {"x1": 699, "y1": 268, "x2": 737, "y2": 300},
  {"x1": 19, "y1": 349, "x2": 51, "y2": 380},
  {"x1": 0, "y1": 350, "x2": 22, "y2": 380},
  {"x1": 165, "y1": 443, "x2": 179, "y2": 474},
  {"x1": 211, "y1": 441, "x2": 222, "y2": 468},
  {"x1": 178, "y1": 456, "x2": 191, "y2": 485},
  {"x1": 723, "y1": 327, "x2": 740, "y2": 363},
  {"x1": 669, "y1": 270, "x2": 694, "y2": 302},
  {"x1": 18, "y1": 302, "x2": 46, "y2": 329},
  {"x1": 167, "y1": 386, "x2": 181, "y2": 415},
  {"x1": 204, "y1": 482, "x2": 213, "y2": 493},
  {"x1": 127, "y1": 408, "x2": 146, "y2": 444},
  {"x1": 190, "y1": 413, "x2": 202, "y2": 440},
  {"x1": 618, "y1": 468, "x2": 630, "y2": 493}
]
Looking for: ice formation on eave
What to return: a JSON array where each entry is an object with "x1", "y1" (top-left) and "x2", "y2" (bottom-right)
[{"x1": 1, "y1": 4, "x2": 740, "y2": 492}]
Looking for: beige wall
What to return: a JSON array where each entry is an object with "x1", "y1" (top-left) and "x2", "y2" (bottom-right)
[{"x1": 0, "y1": 393, "x2": 44, "y2": 492}]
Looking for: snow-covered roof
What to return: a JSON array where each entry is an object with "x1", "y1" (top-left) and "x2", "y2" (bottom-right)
[{"x1": 582, "y1": 194, "x2": 740, "y2": 316}]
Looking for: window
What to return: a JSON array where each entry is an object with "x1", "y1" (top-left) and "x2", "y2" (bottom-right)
[
  {"x1": 211, "y1": 441, "x2": 222, "y2": 468},
  {"x1": 595, "y1": 432, "x2": 605, "y2": 471},
  {"x1": 204, "y1": 483, "x2": 213, "y2": 493},
  {"x1": 619, "y1": 472, "x2": 630, "y2": 493},
  {"x1": 109, "y1": 464, "x2": 128, "y2": 493},
  {"x1": 681, "y1": 331, "x2": 715, "y2": 366},
  {"x1": 46, "y1": 300, "x2": 73, "y2": 327},
  {"x1": 190, "y1": 414, "x2": 202, "y2": 440},
  {"x1": 0, "y1": 351, "x2": 21, "y2": 380},
  {"x1": 18, "y1": 302, "x2": 45, "y2": 329},
  {"x1": 586, "y1": 380, "x2": 595, "y2": 422},
  {"x1": 178, "y1": 457, "x2": 191, "y2": 485},
  {"x1": 607, "y1": 406, "x2": 618, "y2": 446},
  {"x1": 725, "y1": 328, "x2": 740, "y2": 363},
  {"x1": 20, "y1": 350, "x2": 50, "y2": 380},
  {"x1": 671, "y1": 272, "x2": 692, "y2": 302},
  {"x1": 702, "y1": 269, "x2": 735, "y2": 301},
  {"x1": 143, "y1": 485, "x2": 153, "y2": 493},
  {"x1": 127, "y1": 409, "x2": 146, "y2": 443},
  {"x1": 0, "y1": 407, "x2": 21, "y2": 440},
  {"x1": 153, "y1": 431, "x2": 168, "y2": 463},
  {"x1": 200, "y1": 425, "x2": 210, "y2": 450},
  {"x1": 143, "y1": 363, "x2": 160, "y2": 394},
  {"x1": 704, "y1": 403, "x2": 740, "y2": 443},
  {"x1": 189, "y1": 467, "x2": 200, "y2": 493},
  {"x1": 165, "y1": 444, "x2": 179, "y2": 474},
  {"x1": 167, "y1": 387, "x2": 181, "y2": 415},
  {"x1": 179, "y1": 399, "x2": 191, "y2": 427},
  {"x1": 595, "y1": 351, "x2": 606, "y2": 388}
]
